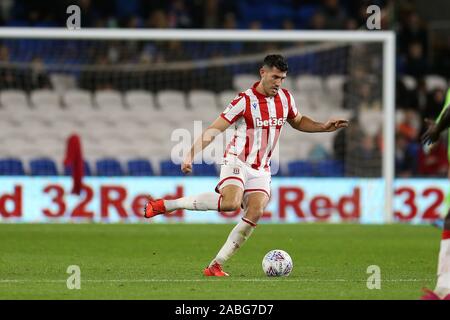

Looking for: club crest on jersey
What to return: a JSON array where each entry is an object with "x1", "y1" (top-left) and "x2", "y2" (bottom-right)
[
  {"x1": 233, "y1": 167, "x2": 240, "y2": 174},
  {"x1": 255, "y1": 117, "x2": 285, "y2": 127},
  {"x1": 252, "y1": 102, "x2": 257, "y2": 109}
]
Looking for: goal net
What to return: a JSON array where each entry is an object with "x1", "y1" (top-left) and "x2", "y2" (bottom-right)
[{"x1": 0, "y1": 28, "x2": 395, "y2": 219}]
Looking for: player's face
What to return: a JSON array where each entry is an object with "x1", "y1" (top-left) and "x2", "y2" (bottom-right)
[{"x1": 260, "y1": 66, "x2": 287, "y2": 97}]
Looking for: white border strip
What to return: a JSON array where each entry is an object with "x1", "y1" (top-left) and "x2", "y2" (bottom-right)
[
  {"x1": 0, "y1": 278, "x2": 431, "y2": 283},
  {"x1": 0, "y1": 28, "x2": 395, "y2": 42}
]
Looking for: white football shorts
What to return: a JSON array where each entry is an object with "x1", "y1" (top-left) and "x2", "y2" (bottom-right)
[{"x1": 215, "y1": 156, "x2": 271, "y2": 199}]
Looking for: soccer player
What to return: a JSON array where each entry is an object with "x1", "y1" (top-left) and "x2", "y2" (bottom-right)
[
  {"x1": 144, "y1": 54, "x2": 349, "y2": 276},
  {"x1": 421, "y1": 88, "x2": 450, "y2": 300}
]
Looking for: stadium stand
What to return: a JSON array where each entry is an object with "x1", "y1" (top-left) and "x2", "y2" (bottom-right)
[{"x1": 0, "y1": 1, "x2": 449, "y2": 177}]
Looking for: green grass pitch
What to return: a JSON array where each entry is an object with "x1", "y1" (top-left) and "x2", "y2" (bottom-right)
[{"x1": 0, "y1": 223, "x2": 440, "y2": 300}]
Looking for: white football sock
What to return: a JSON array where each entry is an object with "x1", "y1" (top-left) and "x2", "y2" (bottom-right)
[
  {"x1": 210, "y1": 217, "x2": 256, "y2": 266},
  {"x1": 435, "y1": 238, "x2": 450, "y2": 296},
  {"x1": 164, "y1": 192, "x2": 221, "y2": 211}
]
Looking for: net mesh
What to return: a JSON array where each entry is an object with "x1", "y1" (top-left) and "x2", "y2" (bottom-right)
[{"x1": 0, "y1": 36, "x2": 384, "y2": 177}]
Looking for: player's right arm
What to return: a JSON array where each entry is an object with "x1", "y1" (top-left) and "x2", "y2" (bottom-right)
[
  {"x1": 181, "y1": 117, "x2": 231, "y2": 174},
  {"x1": 182, "y1": 94, "x2": 246, "y2": 174},
  {"x1": 422, "y1": 103, "x2": 450, "y2": 146}
]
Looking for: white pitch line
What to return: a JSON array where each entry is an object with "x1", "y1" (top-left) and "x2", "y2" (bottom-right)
[{"x1": 0, "y1": 279, "x2": 433, "y2": 283}]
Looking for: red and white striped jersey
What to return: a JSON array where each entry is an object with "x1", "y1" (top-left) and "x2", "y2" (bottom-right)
[{"x1": 220, "y1": 81, "x2": 300, "y2": 171}]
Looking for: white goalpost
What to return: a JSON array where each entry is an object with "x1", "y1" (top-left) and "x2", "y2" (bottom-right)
[{"x1": 0, "y1": 28, "x2": 396, "y2": 222}]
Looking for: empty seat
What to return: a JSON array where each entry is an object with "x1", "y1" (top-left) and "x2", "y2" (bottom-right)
[
  {"x1": 0, "y1": 89, "x2": 30, "y2": 111},
  {"x1": 192, "y1": 163, "x2": 218, "y2": 176},
  {"x1": 125, "y1": 90, "x2": 155, "y2": 111},
  {"x1": 156, "y1": 90, "x2": 187, "y2": 111},
  {"x1": 30, "y1": 89, "x2": 61, "y2": 111},
  {"x1": 64, "y1": 160, "x2": 92, "y2": 176},
  {"x1": 295, "y1": 75, "x2": 324, "y2": 93},
  {"x1": 160, "y1": 160, "x2": 184, "y2": 176},
  {"x1": 96, "y1": 158, "x2": 124, "y2": 176},
  {"x1": 233, "y1": 74, "x2": 258, "y2": 91},
  {"x1": 63, "y1": 89, "x2": 93, "y2": 111},
  {"x1": 359, "y1": 109, "x2": 383, "y2": 137},
  {"x1": 281, "y1": 78, "x2": 294, "y2": 92},
  {"x1": 94, "y1": 89, "x2": 124, "y2": 112},
  {"x1": 30, "y1": 157, "x2": 58, "y2": 176},
  {"x1": 316, "y1": 159, "x2": 344, "y2": 177},
  {"x1": 49, "y1": 74, "x2": 77, "y2": 94},
  {"x1": 0, "y1": 158, "x2": 25, "y2": 175},
  {"x1": 218, "y1": 90, "x2": 239, "y2": 109},
  {"x1": 325, "y1": 75, "x2": 346, "y2": 94},
  {"x1": 127, "y1": 159, "x2": 154, "y2": 176},
  {"x1": 188, "y1": 90, "x2": 218, "y2": 110},
  {"x1": 287, "y1": 160, "x2": 315, "y2": 177}
]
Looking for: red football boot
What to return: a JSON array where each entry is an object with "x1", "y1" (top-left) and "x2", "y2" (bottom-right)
[
  {"x1": 144, "y1": 199, "x2": 167, "y2": 218},
  {"x1": 421, "y1": 288, "x2": 444, "y2": 300},
  {"x1": 203, "y1": 261, "x2": 229, "y2": 277}
]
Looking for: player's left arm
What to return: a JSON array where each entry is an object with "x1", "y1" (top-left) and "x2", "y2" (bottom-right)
[{"x1": 287, "y1": 113, "x2": 349, "y2": 133}]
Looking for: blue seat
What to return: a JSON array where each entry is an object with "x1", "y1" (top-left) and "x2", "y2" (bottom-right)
[
  {"x1": 0, "y1": 158, "x2": 25, "y2": 175},
  {"x1": 30, "y1": 158, "x2": 58, "y2": 176},
  {"x1": 160, "y1": 160, "x2": 183, "y2": 176},
  {"x1": 316, "y1": 160, "x2": 345, "y2": 177},
  {"x1": 192, "y1": 163, "x2": 217, "y2": 176},
  {"x1": 64, "y1": 161, "x2": 92, "y2": 176},
  {"x1": 270, "y1": 162, "x2": 283, "y2": 176},
  {"x1": 96, "y1": 158, "x2": 124, "y2": 177},
  {"x1": 287, "y1": 160, "x2": 315, "y2": 177},
  {"x1": 127, "y1": 159, "x2": 154, "y2": 176}
]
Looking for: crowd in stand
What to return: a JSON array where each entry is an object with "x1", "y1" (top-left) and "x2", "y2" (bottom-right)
[{"x1": 0, "y1": 0, "x2": 449, "y2": 177}]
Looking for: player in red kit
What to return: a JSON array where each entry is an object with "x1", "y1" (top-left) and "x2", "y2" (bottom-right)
[{"x1": 144, "y1": 55, "x2": 349, "y2": 276}]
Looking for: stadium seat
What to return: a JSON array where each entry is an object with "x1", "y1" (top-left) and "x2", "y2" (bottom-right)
[
  {"x1": 160, "y1": 160, "x2": 184, "y2": 176},
  {"x1": 49, "y1": 74, "x2": 77, "y2": 94},
  {"x1": 325, "y1": 75, "x2": 346, "y2": 94},
  {"x1": 188, "y1": 90, "x2": 218, "y2": 110},
  {"x1": 0, "y1": 158, "x2": 25, "y2": 175},
  {"x1": 281, "y1": 78, "x2": 294, "y2": 92},
  {"x1": 63, "y1": 89, "x2": 93, "y2": 111},
  {"x1": 96, "y1": 158, "x2": 124, "y2": 176},
  {"x1": 295, "y1": 75, "x2": 324, "y2": 93},
  {"x1": 359, "y1": 109, "x2": 383, "y2": 137},
  {"x1": 30, "y1": 89, "x2": 61, "y2": 111},
  {"x1": 217, "y1": 90, "x2": 238, "y2": 109},
  {"x1": 192, "y1": 163, "x2": 218, "y2": 176},
  {"x1": 0, "y1": 89, "x2": 30, "y2": 111},
  {"x1": 125, "y1": 90, "x2": 155, "y2": 111},
  {"x1": 30, "y1": 158, "x2": 59, "y2": 176},
  {"x1": 316, "y1": 160, "x2": 344, "y2": 177},
  {"x1": 156, "y1": 90, "x2": 187, "y2": 111},
  {"x1": 287, "y1": 160, "x2": 315, "y2": 177},
  {"x1": 64, "y1": 160, "x2": 92, "y2": 176},
  {"x1": 233, "y1": 74, "x2": 259, "y2": 92},
  {"x1": 94, "y1": 89, "x2": 124, "y2": 112},
  {"x1": 127, "y1": 159, "x2": 154, "y2": 176}
]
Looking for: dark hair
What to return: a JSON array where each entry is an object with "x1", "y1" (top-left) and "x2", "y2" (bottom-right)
[{"x1": 263, "y1": 54, "x2": 288, "y2": 72}]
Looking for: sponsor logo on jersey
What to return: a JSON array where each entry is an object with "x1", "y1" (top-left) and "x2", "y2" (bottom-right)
[{"x1": 255, "y1": 117, "x2": 285, "y2": 127}]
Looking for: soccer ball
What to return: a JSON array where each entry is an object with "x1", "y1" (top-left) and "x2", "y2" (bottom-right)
[{"x1": 262, "y1": 249, "x2": 293, "y2": 277}]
